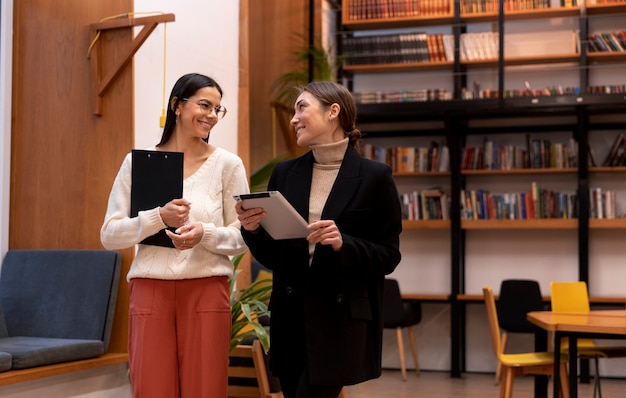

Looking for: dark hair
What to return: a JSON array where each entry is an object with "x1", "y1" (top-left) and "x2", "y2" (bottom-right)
[
  {"x1": 157, "y1": 73, "x2": 224, "y2": 146},
  {"x1": 301, "y1": 81, "x2": 362, "y2": 148}
]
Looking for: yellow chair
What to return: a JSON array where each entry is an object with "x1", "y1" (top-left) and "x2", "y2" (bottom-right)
[
  {"x1": 483, "y1": 286, "x2": 569, "y2": 398},
  {"x1": 550, "y1": 281, "x2": 626, "y2": 398}
]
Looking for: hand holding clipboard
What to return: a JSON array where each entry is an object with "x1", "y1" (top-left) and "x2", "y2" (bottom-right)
[{"x1": 131, "y1": 150, "x2": 184, "y2": 247}]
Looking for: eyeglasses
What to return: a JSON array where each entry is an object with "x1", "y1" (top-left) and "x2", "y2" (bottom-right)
[{"x1": 182, "y1": 98, "x2": 227, "y2": 119}]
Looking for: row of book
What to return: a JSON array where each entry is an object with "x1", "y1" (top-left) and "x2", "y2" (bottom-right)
[
  {"x1": 400, "y1": 186, "x2": 620, "y2": 221},
  {"x1": 460, "y1": 0, "x2": 554, "y2": 15},
  {"x1": 342, "y1": 29, "x2": 587, "y2": 65},
  {"x1": 588, "y1": 31, "x2": 626, "y2": 53},
  {"x1": 586, "y1": 85, "x2": 626, "y2": 94},
  {"x1": 460, "y1": 32, "x2": 499, "y2": 61},
  {"x1": 346, "y1": 0, "x2": 453, "y2": 21},
  {"x1": 342, "y1": 33, "x2": 452, "y2": 65},
  {"x1": 590, "y1": 187, "x2": 619, "y2": 219},
  {"x1": 600, "y1": 132, "x2": 626, "y2": 167},
  {"x1": 354, "y1": 89, "x2": 453, "y2": 104},
  {"x1": 461, "y1": 184, "x2": 578, "y2": 220},
  {"x1": 462, "y1": 137, "x2": 578, "y2": 170},
  {"x1": 361, "y1": 143, "x2": 451, "y2": 172},
  {"x1": 352, "y1": 84, "x2": 624, "y2": 104},
  {"x1": 400, "y1": 189, "x2": 450, "y2": 220}
]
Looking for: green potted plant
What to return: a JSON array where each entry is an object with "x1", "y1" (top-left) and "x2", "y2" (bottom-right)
[
  {"x1": 271, "y1": 33, "x2": 345, "y2": 110},
  {"x1": 230, "y1": 253, "x2": 272, "y2": 353}
]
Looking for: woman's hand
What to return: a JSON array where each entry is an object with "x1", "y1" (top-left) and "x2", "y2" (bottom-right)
[
  {"x1": 165, "y1": 222, "x2": 202, "y2": 250},
  {"x1": 307, "y1": 220, "x2": 343, "y2": 251},
  {"x1": 159, "y1": 198, "x2": 191, "y2": 228},
  {"x1": 235, "y1": 200, "x2": 266, "y2": 232}
]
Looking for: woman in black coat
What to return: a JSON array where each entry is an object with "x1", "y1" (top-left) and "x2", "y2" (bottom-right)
[{"x1": 236, "y1": 81, "x2": 402, "y2": 398}]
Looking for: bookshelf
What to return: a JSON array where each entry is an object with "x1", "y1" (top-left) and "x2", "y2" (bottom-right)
[{"x1": 337, "y1": 0, "x2": 626, "y2": 377}]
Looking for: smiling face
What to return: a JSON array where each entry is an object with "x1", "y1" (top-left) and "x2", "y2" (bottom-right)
[
  {"x1": 176, "y1": 86, "x2": 222, "y2": 140},
  {"x1": 291, "y1": 91, "x2": 341, "y2": 147}
]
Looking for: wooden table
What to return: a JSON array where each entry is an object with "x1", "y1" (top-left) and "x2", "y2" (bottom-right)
[{"x1": 527, "y1": 310, "x2": 626, "y2": 398}]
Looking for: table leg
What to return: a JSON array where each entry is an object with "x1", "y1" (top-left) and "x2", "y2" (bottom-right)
[
  {"x1": 569, "y1": 334, "x2": 578, "y2": 398},
  {"x1": 534, "y1": 330, "x2": 548, "y2": 398},
  {"x1": 553, "y1": 331, "x2": 562, "y2": 398}
]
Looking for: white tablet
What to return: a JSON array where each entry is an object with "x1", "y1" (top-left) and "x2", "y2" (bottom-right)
[{"x1": 234, "y1": 191, "x2": 310, "y2": 239}]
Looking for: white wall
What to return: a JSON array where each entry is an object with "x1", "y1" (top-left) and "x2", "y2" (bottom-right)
[
  {"x1": 0, "y1": 1, "x2": 240, "y2": 396},
  {"x1": 133, "y1": 0, "x2": 239, "y2": 153},
  {"x1": 0, "y1": 0, "x2": 13, "y2": 259}
]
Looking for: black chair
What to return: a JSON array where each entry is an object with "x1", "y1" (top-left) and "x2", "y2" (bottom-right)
[
  {"x1": 494, "y1": 279, "x2": 546, "y2": 384},
  {"x1": 383, "y1": 278, "x2": 422, "y2": 381}
]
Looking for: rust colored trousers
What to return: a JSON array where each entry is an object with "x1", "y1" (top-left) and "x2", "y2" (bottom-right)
[{"x1": 128, "y1": 276, "x2": 231, "y2": 397}]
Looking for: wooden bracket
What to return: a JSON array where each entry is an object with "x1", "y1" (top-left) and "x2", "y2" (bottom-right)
[{"x1": 89, "y1": 13, "x2": 175, "y2": 115}]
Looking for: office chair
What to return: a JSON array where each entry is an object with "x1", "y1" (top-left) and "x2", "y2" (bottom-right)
[
  {"x1": 550, "y1": 281, "x2": 626, "y2": 398},
  {"x1": 483, "y1": 286, "x2": 570, "y2": 398},
  {"x1": 494, "y1": 279, "x2": 546, "y2": 384},
  {"x1": 383, "y1": 278, "x2": 422, "y2": 381}
]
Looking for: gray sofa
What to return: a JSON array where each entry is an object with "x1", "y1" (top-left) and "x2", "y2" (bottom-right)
[{"x1": 0, "y1": 249, "x2": 121, "y2": 371}]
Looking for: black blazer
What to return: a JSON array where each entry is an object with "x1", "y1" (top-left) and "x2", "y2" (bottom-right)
[{"x1": 242, "y1": 145, "x2": 402, "y2": 386}]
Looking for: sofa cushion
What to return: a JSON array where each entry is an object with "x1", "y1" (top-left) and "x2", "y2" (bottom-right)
[
  {"x1": 0, "y1": 337, "x2": 104, "y2": 370},
  {"x1": 0, "y1": 352, "x2": 11, "y2": 372}
]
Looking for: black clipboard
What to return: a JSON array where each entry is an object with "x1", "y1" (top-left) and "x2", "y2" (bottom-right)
[
  {"x1": 234, "y1": 191, "x2": 309, "y2": 239},
  {"x1": 131, "y1": 149, "x2": 184, "y2": 247}
]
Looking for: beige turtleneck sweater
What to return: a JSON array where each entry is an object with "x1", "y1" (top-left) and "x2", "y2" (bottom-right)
[{"x1": 308, "y1": 138, "x2": 349, "y2": 260}]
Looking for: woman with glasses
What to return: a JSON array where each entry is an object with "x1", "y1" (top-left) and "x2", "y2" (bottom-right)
[
  {"x1": 236, "y1": 81, "x2": 402, "y2": 398},
  {"x1": 101, "y1": 73, "x2": 249, "y2": 397}
]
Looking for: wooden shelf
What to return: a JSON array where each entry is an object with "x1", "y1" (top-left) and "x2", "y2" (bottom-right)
[
  {"x1": 461, "y1": 6, "x2": 581, "y2": 22},
  {"x1": 344, "y1": 54, "x2": 581, "y2": 75},
  {"x1": 589, "y1": 218, "x2": 626, "y2": 229},
  {"x1": 587, "y1": 52, "x2": 626, "y2": 63},
  {"x1": 394, "y1": 171, "x2": 451, "y2": 177},
  {"x1": 403, "y1": 219, "x2": 451, "y2": 229},
  {"x1": 89, "y1": 13, "x2": 175, "y2": 115},
  {"x1": 589, "y1": 166, "x2": 626, "y2": 173},
  {"x1": 462, "y1": 167, "x2": 577, "y2": 175},
  {"x1": 586, "y1": 2, "x2": 626, "y2": 15},
  {"x1": 343, "y1": 60, "x2": 453, "y2": 74},
  {"x1": 462, "y1": 219, "x2": 578, "y2": 229},
  {"x1": 503, "y1": 53, "x2": 581, "y2": 66},
  {"x1": 0, "y1": 353, "x2": 128, "y2": 387}
]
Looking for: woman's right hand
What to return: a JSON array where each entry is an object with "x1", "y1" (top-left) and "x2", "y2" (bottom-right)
[
  {"x1": 159, "y1": 198, "x2": 191, "y2": 229},
  {"x1": 235, "y1": 200, "x2": 266, "y2": 232}
]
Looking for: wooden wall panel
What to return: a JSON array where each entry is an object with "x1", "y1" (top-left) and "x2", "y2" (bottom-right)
[
  {"x1": 11, "y1": 0, "x2": 133, "y2": 354},
  {"x1": 248, "y1": 0, "x2": 321, "y2": 172}
]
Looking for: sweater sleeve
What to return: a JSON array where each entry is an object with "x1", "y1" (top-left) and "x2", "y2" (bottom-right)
[
  {"x1": 198, "y1": 152, "x2": 250, "y2": 256},
  {"x1": 100, "y1": 153, "x2": 168, "y2": 250}
]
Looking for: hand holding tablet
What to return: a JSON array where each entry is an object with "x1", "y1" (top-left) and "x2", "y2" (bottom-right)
[{"x1": 235, "y1": 191, "x2": 309, "y2": 240}]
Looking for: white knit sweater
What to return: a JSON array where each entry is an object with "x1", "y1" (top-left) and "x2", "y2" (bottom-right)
[{"x1": 100, "y1": 147, "x2": 249, "y2": 281}]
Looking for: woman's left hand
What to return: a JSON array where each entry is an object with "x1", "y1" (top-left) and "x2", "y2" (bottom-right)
[
  {"x1": 307, "y1": 220, "x2": 343, "y2": 251},
  {"x1": 165, "y1": 222, "x2": 202, "y2": 250}
]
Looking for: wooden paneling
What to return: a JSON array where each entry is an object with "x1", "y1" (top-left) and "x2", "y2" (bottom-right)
[
  {"x1": 248, "y1": 0, "x2": 321, "y2": 172},
  {"x1": 10, "y1": 0, "x2": 133, "y2": 354}
]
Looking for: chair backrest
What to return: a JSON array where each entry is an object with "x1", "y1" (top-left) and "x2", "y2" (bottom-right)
[
  {"x1": 497, "y1": 279, "x2": 544, "y2": 333},
  {"x1": 550, "y1": 281, "x2": 593, "y2": 350},
  {"x1": 550, "y1": 281, "x2": 590, "y2": 313},
  {"x1": 0, "y1": 249, "x2": 122, "y2": 351},
  {"x1": 483, "y1": 286, "x2": 503, "y2": 360},
  {"x1": 383, "y1": 278, "x2": 407, "y2": 327}
]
